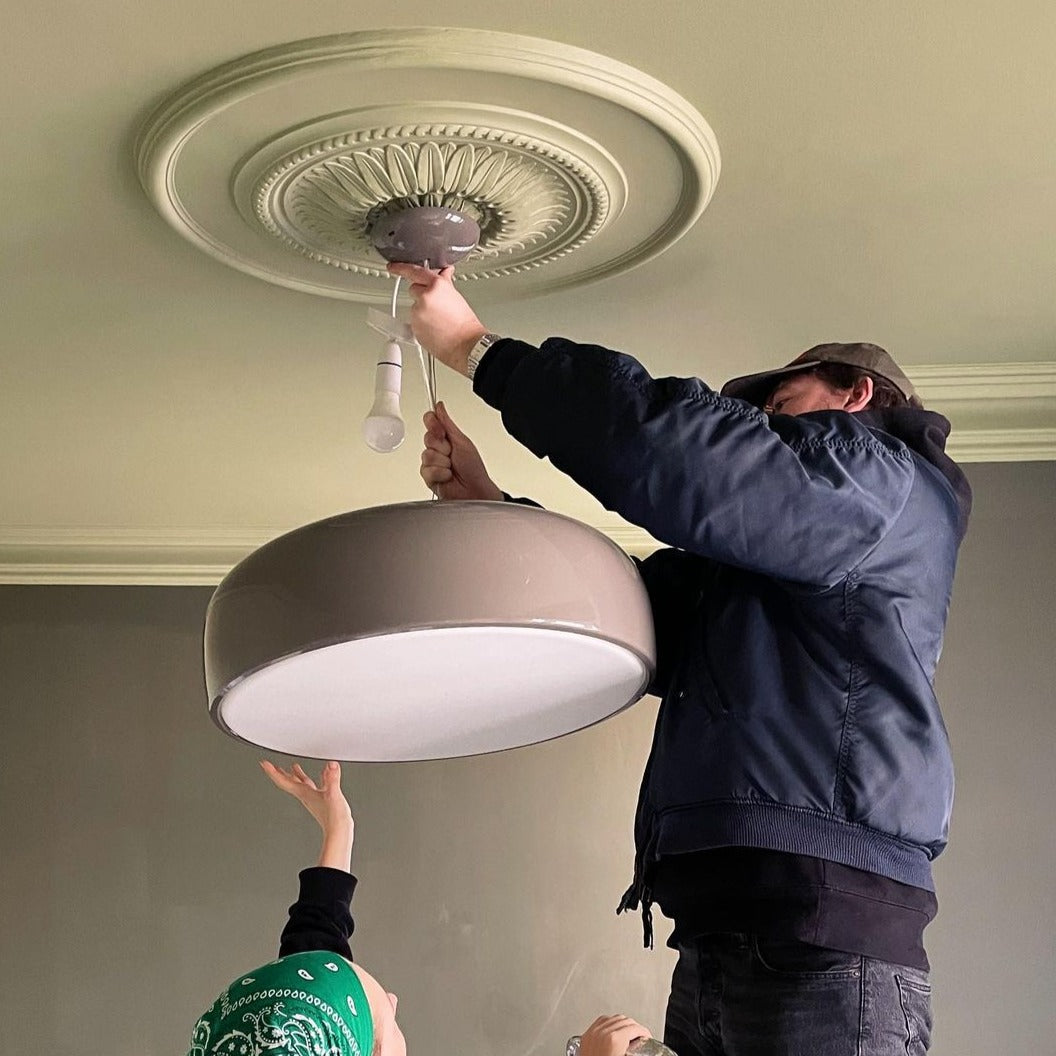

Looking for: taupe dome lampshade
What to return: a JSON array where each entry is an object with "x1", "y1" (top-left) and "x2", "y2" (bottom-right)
[{"x1": 204, "y1": 501, "x2": 656, "y2": 761}]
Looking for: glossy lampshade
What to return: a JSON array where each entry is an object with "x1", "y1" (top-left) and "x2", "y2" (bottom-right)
[{"x1": 204, "y1": 501, "x2": 656, "y2": 760}]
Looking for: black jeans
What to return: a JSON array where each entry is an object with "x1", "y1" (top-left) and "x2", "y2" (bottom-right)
[{"x1": 663, "y1": 935, "x2": 932, "y2": 1056}]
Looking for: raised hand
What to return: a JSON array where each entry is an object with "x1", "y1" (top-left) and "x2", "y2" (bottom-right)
[
  {"x1": 420, "y1": 401, "x2": 503, "y2": 501},
  {"x1": 386, "y1": 263, "x2": 487, "y2": 374},
  {"x1": 261, "y1": 760, "x2": 354, "y2": 871}
]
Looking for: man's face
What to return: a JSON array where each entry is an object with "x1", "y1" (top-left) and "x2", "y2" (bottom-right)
[{"x1": 765, "y1": 370, "x2": 859, "y2": 416}]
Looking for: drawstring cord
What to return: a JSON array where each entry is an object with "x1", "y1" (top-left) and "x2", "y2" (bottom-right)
[{"x1": 616, "y1": 820, "x2": 659, "y2": 949}]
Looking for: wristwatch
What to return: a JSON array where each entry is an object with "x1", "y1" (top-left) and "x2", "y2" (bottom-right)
[{"x1": 467, "y1": 332, "x2": 501, "y2": 382}]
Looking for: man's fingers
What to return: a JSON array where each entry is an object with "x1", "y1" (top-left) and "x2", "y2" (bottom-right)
[
  {"x1": 435, "y1": 401, "x2": 468, "y2": 442},
  {"x1": 421, "y1": 448, "x2": 452, "y2": 468},
  {"x1": 423, "y1": 431, "x2": 452, "y2": 456},
  {"x1": 387, "y1": 262, "x2": 447, "y2": 287},
  {"x1": 421, "y1": 465, "x2": 454, "y2": 485},
  {"x1": 423, "y1": 412, "x2": 451, "y2": 447}
]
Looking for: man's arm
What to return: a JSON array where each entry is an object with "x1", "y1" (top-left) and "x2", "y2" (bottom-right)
[
  {"x1": 390, "y1": 264, "x2": 915, "y2": 588},
  {"x1": 633, "y1": 549, "x2": 711, "y2": 699},
  {"x1": 473, "y1": 336, "x2": 916, "y2": 588}
]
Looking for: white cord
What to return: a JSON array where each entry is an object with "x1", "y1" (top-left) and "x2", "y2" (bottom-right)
[
  {"x1": 388, "y1": 273, "x2": 440, "y2": 497},
  {"x1": 389, "y1": 273, "x2": 437, "y2": 410}
]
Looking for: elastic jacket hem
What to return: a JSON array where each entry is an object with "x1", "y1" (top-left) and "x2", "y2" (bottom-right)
[{"x1": 654, "y1": 802, "x2": 936, "y2": 891}]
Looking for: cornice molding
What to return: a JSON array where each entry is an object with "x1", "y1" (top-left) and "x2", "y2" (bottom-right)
[
  {"x1": 3, "y1": 361, "x2": 1052, "y2": 585},
  {"x1": 0, "y1": 524, "x2": 663, "y2": 585},
  {"x1": 906, "y1": 361, "x2": 1056, "y2": 402},
  {"x1": 944, "y1": 428, "x2": 1056, "y2": 463},
  {"x1": 0, "y1": 527, "x2": 268, "y2": 586}
]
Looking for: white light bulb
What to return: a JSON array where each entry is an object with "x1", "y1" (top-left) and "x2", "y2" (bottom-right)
[{"x1": 363, "y1": 340, "x2": 405, "y2": 453}]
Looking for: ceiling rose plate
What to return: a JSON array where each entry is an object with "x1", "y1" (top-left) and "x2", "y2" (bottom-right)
[{"x1": 136, "y1": 28, "x2": 720, "y2": 301}]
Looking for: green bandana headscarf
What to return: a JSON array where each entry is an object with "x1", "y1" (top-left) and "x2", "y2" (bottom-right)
[{"x1": 188, "y1": 951, "x2": 374, "y2": 1056}]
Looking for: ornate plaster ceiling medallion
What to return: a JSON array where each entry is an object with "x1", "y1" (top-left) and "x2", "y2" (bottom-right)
[
  {"x1": 236, "y1": 108, "x2": 619, "y2": 280},
  {"x1": 136, "y1": 28, "x2": 720, "y2": 301}
]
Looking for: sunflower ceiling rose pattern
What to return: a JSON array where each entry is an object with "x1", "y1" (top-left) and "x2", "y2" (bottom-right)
[
  {"x1": 241, "y1": 112, "x2": 619, "y2": 281},
  {"x1": 136, "y1": 28, "x2": 720, "y2": 302}
]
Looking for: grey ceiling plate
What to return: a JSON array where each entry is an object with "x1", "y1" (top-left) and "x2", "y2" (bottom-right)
[{"x1": 136, "y1": 28, "x2": 720, "y2": 302}]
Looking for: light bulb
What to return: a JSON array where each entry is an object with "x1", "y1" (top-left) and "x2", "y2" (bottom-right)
[{"x1": 363, "y1": 339, "x2": 405, "y2": 453}]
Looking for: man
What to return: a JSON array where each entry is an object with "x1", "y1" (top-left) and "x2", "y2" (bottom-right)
[{"x1": 388, "y1": 261, "x2": 972, "y2": 1056}]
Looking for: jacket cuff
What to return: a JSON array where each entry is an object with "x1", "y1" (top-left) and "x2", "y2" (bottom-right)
[{"x1": 472, "y1": 337, "x2": 537, "y2": 409}]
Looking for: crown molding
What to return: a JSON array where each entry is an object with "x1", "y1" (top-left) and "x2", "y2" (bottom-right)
[
  {"x1": 0, "y1": 527, "x2": 268, "y2": 586},
  {"x1": 944, "y1": 428, "x2": 1056, "y2": 463},
  {"x1": 906, "y1": 361, "x2": 1056, "y2": 402},
  {"x1": 2, "y1": 361, "x2": 1052, "y2": 585}
]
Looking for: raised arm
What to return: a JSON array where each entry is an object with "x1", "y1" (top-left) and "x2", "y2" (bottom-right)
[
  {"x1": 474, "y1": 337, "x2": 916, "y2": 588},
  {"x1": 261, "y1": 760, "x2": 358, "y2": 959},
  {"x1": 389, "y1": 264, "x2": 915, "y2": 588}
]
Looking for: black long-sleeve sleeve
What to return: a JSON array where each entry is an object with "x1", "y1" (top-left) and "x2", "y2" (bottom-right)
[{"x1": 278, "y1": 866, "x2": 358, "y2": 960}]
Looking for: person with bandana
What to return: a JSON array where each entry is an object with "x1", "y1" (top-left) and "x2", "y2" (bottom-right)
[
  {"x1": 186, "y1": 760, "x2": 406, "y2": 1056},
  {"x1": 186, "y1": 761, "x2": 660, "y2": 1056}
]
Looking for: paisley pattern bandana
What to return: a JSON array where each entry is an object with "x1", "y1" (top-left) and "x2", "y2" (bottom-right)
[{"x1": 188, "y1": 951, "x2": 374, "y2": 1056}]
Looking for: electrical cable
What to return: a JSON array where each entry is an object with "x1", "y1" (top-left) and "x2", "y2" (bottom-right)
[
  {"x1": 389, "y1": 273, "x2": 437, "y2": 411},
  {"x1": 388, "y1": 272, "x2": 440, "y2": 497}
]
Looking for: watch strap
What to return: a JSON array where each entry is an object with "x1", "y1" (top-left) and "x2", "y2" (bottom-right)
[{"x1": 467, "y1": 332, "x2": 501, "y2": 381}]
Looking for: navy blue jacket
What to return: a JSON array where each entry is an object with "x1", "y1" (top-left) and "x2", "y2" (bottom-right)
[{"x1": 474, "y1": 336, "x2": 971, "y2": 904}]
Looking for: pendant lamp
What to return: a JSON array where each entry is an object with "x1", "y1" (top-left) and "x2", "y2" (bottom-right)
[
  {"x1": 203, "y1": 204, "x2": 656, "y2": 760},
  {"x1": 204, "y1": 500, "x2": 655, "y2": 760}
]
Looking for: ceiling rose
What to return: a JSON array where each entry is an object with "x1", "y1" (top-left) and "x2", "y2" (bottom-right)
[
  {"x1": 136, "y1": 28, "x2": 720, "y2": 301},
  {"x1": 235, "y1": 105, "x2": 621, "y2": 281}
]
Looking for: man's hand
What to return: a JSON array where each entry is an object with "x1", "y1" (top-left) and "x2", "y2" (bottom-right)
[
  {"x1": 421, "y1": 401, "x2": 503, "y2": 501},
  {"x1": 261, "y1": 760, "x2": 354, "y2": 871},
  {"x1": 578, "y1": 1015, "x2": 652, "y2": 1056},
  {"x1": 386, "y1": 263, "x2": 488, "y2": 375}
]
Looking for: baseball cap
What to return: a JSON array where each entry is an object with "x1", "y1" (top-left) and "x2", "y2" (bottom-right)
[{"x1": 720, "y1": 342, "x2": 921, "y2": 409}]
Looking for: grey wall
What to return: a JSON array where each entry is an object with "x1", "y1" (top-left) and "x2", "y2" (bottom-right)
[{"x1": 1, "y1": 461, "x2": 1054, "y2": 1056}]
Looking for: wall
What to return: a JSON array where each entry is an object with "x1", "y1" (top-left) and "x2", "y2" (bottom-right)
[{"x1": 1, "y1": 461, "x2": 1054, "y2": 1055}]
